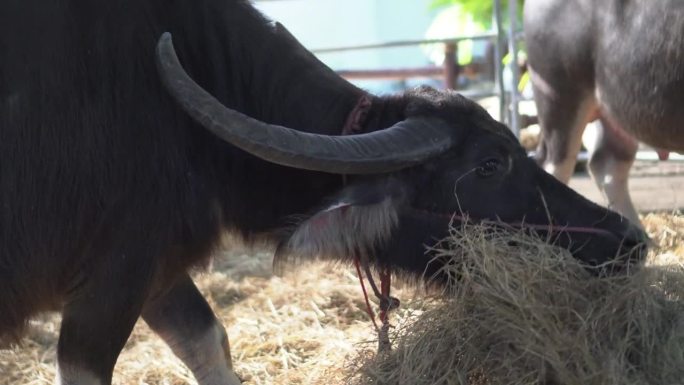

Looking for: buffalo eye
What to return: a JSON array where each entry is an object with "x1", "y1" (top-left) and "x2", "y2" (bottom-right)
[{"x1": 476, "y1": 158, "x2": 502, "y2": 177}]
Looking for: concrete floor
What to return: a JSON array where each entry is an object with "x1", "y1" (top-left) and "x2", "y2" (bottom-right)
[{"x1": 569, "y1": 161, "x2": 684, "y2": 213}]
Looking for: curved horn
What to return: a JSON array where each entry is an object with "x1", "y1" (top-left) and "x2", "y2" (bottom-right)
[{"x1": 156, "y1": 32, "x2": 456, "y2": 175}]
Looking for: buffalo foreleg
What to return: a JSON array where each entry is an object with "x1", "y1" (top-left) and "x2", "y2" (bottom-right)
[
  {"x1": 530, "y1": 68, "x2": 596, "y2": 183},
  {"x1": 142, "y1": 274, "x2": 241, "y2": 385},
  {"x1": 585, "y1": 116, "x2": 640, "y2": 225},
  {"x1": 56, "y1": 253, "x2": 152, "y2": 385}
]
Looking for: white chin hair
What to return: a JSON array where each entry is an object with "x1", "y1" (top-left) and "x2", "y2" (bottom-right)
[{"x1": 275, "y1": 198, "x2": 398, "y2": 267}]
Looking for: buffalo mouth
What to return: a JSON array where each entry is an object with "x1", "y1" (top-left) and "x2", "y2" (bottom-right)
[
  {"x1": 403, "y1": 207, "x2": 649, "y2": 274},
  {"x1": 545, "y1": 226, "x2": 649, "y2": 274}
]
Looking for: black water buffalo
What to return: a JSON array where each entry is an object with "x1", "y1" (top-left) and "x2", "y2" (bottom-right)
[
  {"x1": 525, "y1": 0, "x2": 684, "y2": 224},
  {"x1": 1, "y1": 1, "x2": 646, "y2": 384}
]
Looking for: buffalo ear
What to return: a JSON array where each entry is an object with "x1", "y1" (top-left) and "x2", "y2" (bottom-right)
[{"x1": 273, "y1": 179, "x2": 407, "y2": 271}]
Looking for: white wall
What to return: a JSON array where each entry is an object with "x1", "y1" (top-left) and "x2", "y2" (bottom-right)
[{"x1": 254, "y1": 0, "x2": 438, "y2": 71}]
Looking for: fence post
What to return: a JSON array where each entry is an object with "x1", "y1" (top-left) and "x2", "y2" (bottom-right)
[
  {"x1": 507, "y1": 0, "x2": 521, "y2": 137},
  {"x1": 443, "y1": 42, "x2": 458, "y2": 90},
  {"x1": 493, "y1": 0, "x2": 506, "y2": 125}
]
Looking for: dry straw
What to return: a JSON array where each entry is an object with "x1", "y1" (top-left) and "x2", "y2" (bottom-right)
[{"x1": 353, "y1": 220, "x2": 684, "y2": 385}]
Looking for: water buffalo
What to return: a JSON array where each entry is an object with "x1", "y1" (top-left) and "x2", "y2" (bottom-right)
[
  {"x1": 525, "y1": 0, "x2": 684, "y2": 224},
  {"x1": 1, "y1": 0, "x2": 646, "y2": 384}
]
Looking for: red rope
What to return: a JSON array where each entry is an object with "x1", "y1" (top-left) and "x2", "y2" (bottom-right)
[
  {"x1": 379, "y1": 268, "x2": 392, "y2": 324},
  {"x1": 408, "y1": 208, "x2": 617, "y2": 237},
  {"x1": 354, "y1": 257, "x2": 379, "y2": 330}
]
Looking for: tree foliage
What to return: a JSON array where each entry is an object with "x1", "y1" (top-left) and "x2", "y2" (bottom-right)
[{"x1": 429, "y1": 0, "x2": 524, "y2": 28}]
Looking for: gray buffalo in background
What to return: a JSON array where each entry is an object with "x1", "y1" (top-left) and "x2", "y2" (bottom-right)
[{"x1": 525, "y1": 0, "x2": 684, "y2": 224}]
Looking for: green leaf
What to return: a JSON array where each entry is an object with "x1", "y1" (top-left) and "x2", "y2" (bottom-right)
[{"x1": 428, "y1": 0, "x2": 524, "y2": 28}]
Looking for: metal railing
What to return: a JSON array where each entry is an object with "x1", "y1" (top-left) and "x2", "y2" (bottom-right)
[
  {"x1": 311, "y1": 33, "x2": 498, "y2": 54},
  {"x1": 312, "y1": 34, "x2": 496, "y2": 91},
  {"x1": 308, "y1": 0, "x2": 523, "y2": 136}
]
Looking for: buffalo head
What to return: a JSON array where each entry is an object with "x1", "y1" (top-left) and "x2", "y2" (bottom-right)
[{"x1": 156, "y1": 33, "x2": 647, "y2": 279}]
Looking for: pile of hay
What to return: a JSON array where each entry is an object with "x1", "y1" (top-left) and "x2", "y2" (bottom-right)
[{"x1": 354, "y1": 221, "x2": 684, "y2": 385}]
